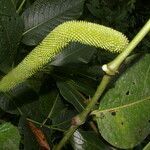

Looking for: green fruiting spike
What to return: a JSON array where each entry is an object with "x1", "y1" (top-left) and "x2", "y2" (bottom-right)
[{"x1": 0, "y1": 21, "x2": 129, "y2": 92}]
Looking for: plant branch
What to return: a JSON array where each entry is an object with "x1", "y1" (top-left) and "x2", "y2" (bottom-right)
[
  {"x1": 17, "y1": 0, "x2": 26, "y2": 14},
  {"x1": 27, "y1": 118, "x2": 65, "y2": 132},
  {"x1": 105, "y1": 19, "x2": 150, "y2": 74},
  {"x1": 54, "y1": 19, "x2": 150, "y2": 150},
  {"x1": 54, "y1": 75, "x2": 111, "y2": 150}
]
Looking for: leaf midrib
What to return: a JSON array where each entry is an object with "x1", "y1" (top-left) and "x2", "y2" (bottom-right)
[{"x1": 92, "y1": 96, "x2": 150, "y2": 115}]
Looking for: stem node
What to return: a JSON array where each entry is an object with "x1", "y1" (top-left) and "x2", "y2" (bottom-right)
[
  {"x1": 71, "y1": 115, "x2": 84, "y2": 126},
  {"x1": 102, "y1": 64, "x2": 119, "y2": 75}
]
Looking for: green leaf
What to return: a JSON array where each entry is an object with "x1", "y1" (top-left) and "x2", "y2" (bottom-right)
[
  {"x1": 71, "y1": 130, "x2": 111, "y2": 150},
  {"x1": 19, "y1": 90, "x2": 59, "y2": 122},
  {"x1": 22, "y1": 0, "x2": 85, "y2": 45},
  {"x1": 52, "y1": 108, "x2": 77, "y2": 130},
  {"x1": 14, "y1": 89, "x2": 64, "y2": 123},
  {"x1": 17, "y1": 91, "x2": 64, "y2": 149},
  {"x1": 10, "y1": 0, "x2": 17, "y2": 9},
  {"x1": 66, "y1": 78, "x2": 96, "y2": 97},
  {"x1": 25, "y1": 91, "x2": 65, "y2": 122},
  {"x1": 95, "y1": 54, "x2": 150, "y2": 149},
  {"x1": 0, "y1": 81, "x2": 39, "y2": 115},
  {"x1": 0, "y1": 0, "x2": 24, "y2": 72},
  {"x1": 0, "y1": 122, "x2": 21, "y2": 150},
  {"x1": 51, "y1": 42, "x2": 96, "y2": 66},
  {"x1": 86, "y1": 0, "x2": 136, "y2": 32},
  {"x1": 57, "y1": 79, "x2": 86, "y2": 112}
]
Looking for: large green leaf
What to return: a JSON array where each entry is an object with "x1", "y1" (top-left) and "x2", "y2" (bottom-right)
[
  {"x1": 0, "y1": 0, "x2": 24, "y2": 72},
  {"x1": 0, "y1": 123, "x2": 20, "y2": 150},
  {"x1": 22, "y1": 0, "x2": 85, "y2": 45},
  {"x1": 71, "y1": 130, "x2": 112, "y2": 150},
  {"x1": 94, "y1": 54, "x2": 150, "y2": 149}
]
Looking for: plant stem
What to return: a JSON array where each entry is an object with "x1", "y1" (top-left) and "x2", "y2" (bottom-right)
[
  {"x1": 17, "y1": 0, "x2": 26, "y2": 14},
  {"x1": 54, "y1": 126, "x2": 78, "y2": 150},
  {"x1": 107, "y1": 19, "x2": 150, "y2": 72},
  {"x1": 78, "y1": 75, "x2": 111, "y2": 122},
  {"x1": 143, "y1": 142, "x2": 150, "y2": 150},
  {"x1": 54, "y1": 75, "x2": 111, "y2": 150},
  {"x1": 54, "y1": 19, "x2": 150, "y2": 150}
]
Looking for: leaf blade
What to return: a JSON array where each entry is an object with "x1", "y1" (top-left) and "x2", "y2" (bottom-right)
[
  {"x1": 0, "y1": 0, "x2": 24, "y2": 72},
  {"x1": 0, "y1": 123, "x2": 21, "y2": 150},
  {"x1": 22, "y1": 0, "x2": 85, "y2": 45},
  {"x1": 96, "y1": 54, "x2": 150, "y2": 149}
]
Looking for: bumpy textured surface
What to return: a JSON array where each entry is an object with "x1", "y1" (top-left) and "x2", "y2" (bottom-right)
[{"x1": 0, "y1": 21, "x2": 129, "y2": 92}]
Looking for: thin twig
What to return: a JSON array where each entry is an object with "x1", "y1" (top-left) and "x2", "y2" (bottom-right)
[{"x1": 17, "y1": 0, "x2": 26, "y2": 14}]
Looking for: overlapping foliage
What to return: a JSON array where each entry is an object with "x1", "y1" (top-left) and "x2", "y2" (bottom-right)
[{"x1": 0, "y1": 0, "x2": 149, "y2": 149}]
